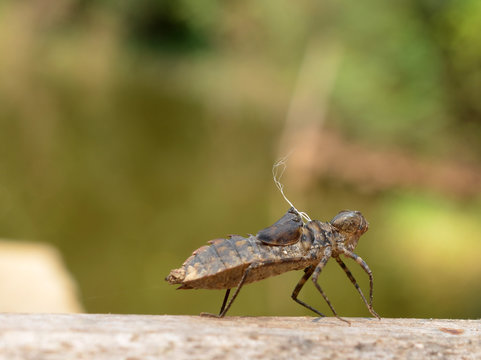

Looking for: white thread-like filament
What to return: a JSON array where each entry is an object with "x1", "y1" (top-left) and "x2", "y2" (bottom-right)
[{"x1": 272, "y1": 154, "x2": 311, "y2": 223}]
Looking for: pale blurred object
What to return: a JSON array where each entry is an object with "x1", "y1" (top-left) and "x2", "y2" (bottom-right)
[
  {"x1": 278, "y1": 39, "x2": 342, "y2": 193},
  {"x1": 0, "y1": 240, "x2": 83, "y2": 313}
]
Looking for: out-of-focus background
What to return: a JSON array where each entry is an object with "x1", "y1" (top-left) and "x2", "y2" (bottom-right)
[{"x1": 1, "y1": 0, "x2": 481, "y2": 318}]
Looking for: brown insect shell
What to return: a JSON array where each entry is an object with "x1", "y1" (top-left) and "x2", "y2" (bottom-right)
[
  {"x1": 257, "y1": 207, "x2": 304, "y2": 246},
  {"x1": 330, "y1": 210, "x2": 369, "y2": 252},
  {"x1": 299, "y1": 226, "x2": 314, "y2": 252},
  {"x1": 301, "y1": 220, "x2": 337, "y2": 254}
]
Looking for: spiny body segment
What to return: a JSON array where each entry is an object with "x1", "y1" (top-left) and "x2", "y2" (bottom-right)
[{"x1": 166, "y1": 207, "x2": 379, "y2": 322}]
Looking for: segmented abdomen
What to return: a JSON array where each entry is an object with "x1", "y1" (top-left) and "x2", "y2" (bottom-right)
[{"x1": 168, "y1": 235, "x2": 311, "y2": 289}]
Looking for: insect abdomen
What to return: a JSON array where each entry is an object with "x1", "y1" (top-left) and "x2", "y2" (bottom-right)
[{"x1": 167, "y1": 235, "x2": 309, "y2": 290}]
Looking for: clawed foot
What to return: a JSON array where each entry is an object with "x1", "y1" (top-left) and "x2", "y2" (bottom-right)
[
  {"x1": 369, "y1": 307, "x2": 381, "y2": 320},
  {"x1": 336, "y1": 315, "x2": 351, "y2": 325}
]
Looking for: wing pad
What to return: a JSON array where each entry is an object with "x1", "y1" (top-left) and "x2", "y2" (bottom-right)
[{"x1": 257, "y1": 207, "x2": 303, "y2": 246}]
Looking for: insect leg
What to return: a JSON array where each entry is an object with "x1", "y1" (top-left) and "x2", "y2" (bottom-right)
[
  {"x1": 340, "y1": 249, "x2": 380, "y2": 319},
  {"x1": 311, "y1": 248, "x2": 350, "y2": 324},
  {"x1": 216, "y1": 263, "x2": 262, "y2": 317},
  {"x1": 219, "y1": 289, "x2": 231, "y2": 315},
  {"x1": 291, "y1": 265, "x2": 326, "y2": 317},
  {"x1": 201, "y1": 263, "x2": 257, "y2": 318}
]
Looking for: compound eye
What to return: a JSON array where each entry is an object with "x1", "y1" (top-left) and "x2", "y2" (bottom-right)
[
  {"x1": 341, "y1": 218, "x2": 359, "y2": 232},
  {"x1": 330, "y1": 210, "x2": 367, "y2": 234}
]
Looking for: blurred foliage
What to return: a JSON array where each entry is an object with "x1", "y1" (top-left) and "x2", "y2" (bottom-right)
[{"x1": 0, "y1": 0, "x2": 480, "y2": 318}]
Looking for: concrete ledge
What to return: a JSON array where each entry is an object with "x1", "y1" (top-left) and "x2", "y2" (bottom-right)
[{"x1": 0, "y1": 314, "x2": 479, "y2": 359}]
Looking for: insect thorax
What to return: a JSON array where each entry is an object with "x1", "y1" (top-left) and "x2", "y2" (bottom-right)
[{"x1": 301, "y1": 220, "x2": 335, "y2": 254}]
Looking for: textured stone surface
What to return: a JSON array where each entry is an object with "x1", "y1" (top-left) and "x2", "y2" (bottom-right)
[{"x1": 0, "y1": 314, "x2": 479, "y2": 359}]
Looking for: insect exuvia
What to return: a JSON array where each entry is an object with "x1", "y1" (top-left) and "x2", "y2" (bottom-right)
[{"x1": 166, "y1": 207, "x2": 380, "y2": 323}]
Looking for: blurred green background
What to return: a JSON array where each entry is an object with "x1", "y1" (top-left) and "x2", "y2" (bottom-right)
[{"x1": 1, "y1": 0, "x2": 481, "y2": 319}]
